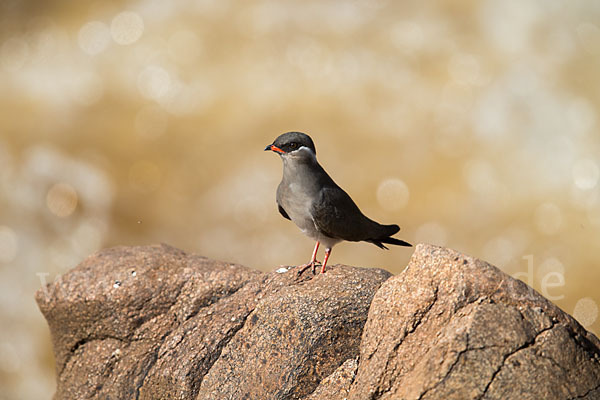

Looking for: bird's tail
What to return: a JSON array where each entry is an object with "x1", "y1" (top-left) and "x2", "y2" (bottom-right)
[
  {"x1": 376, "y1": 236, "x2": 412, "y2": 248},
  {"x1": 367, "y1": 224, "x2": 412, "y2": 249}
]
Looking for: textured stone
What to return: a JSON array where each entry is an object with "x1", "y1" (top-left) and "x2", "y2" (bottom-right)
[
  {"x1": 36, "y1": 243, "x2": 600, "y2": 400},
  {"x1": 36, "y1": 244, "x2": 390, "y2": 399},
  {"x1": 36, "y1": 244, "x2": 261, "y2": 399},
  {"x1": 305, "y1": 358, "x2": 358, "y2": 400},
  {"x1": 196, "y1": 265, "x2": 388, "y2": 399},
  {"x1": 348, "y1": 244, "x2": 600, "y2": 400}
]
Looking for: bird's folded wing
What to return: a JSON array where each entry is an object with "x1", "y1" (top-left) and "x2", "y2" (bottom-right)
[
  {"x1": 277, "y1": 203, "x2": 291, "y2": 220},
  {"x1": 311, "y1": 186, "x2": 370, "y2": 241}
]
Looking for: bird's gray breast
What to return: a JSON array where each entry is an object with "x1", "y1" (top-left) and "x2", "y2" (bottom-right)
[{"x1": 277, "y1": 179, "x2": 320, "y2": 239}]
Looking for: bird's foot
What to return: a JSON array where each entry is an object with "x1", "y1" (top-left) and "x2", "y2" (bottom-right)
[{"x1": 297, "y1": 260, "x2": 322, "y2": 276}]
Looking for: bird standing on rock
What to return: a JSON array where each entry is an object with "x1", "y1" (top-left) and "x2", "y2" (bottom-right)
[{"x1": 265, "y1": 132, "x2": 411, "y2": 274}]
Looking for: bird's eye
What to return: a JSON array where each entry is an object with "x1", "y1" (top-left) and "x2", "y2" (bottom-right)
[{"x1": 289, "y1": 142, "x2": 298, "y2": 149}]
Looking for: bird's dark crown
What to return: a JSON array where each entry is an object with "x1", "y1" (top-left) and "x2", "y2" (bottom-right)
[{"x1": 272, "y1": 132, "x2": 316, "y2": 155}]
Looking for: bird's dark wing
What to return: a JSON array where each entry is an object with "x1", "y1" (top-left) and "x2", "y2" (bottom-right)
[
  {"x1": 311, "y1": 186, "x2": 382, "y2": 242},
  {"x1": 277, "y1": 204, "x2": 291, "y2": 220}
]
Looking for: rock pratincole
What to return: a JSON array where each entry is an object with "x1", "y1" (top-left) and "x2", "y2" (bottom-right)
[{"x1": 265, "y1": 131, "x2": 411, "y2": 274}]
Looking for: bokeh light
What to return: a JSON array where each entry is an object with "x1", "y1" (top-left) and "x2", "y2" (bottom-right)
[
  {"x1": 78, "y1": 21, "x2": 111, "y2": 55},
  {"x1": 111, "y1": 11, "x2": 144, "y2": 45},
  {"x1": 46, "y1": 183, "x2": 78, "y2": 218},
  {"x1": 573, "y1": 297, "x2": 599, "y2": 328},
  {"x1": 376, "y1": 178, "x2": 410, "y2": 212},
  {"x1": 137, "y1": 65, "x2": 171, "y2": 101}
]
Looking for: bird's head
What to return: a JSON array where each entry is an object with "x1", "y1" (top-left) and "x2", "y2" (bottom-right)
[{"x1": 264, "y1": 131, "x2": 317, "y2": 161}]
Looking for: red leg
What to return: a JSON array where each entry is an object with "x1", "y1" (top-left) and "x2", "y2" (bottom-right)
[
  {"x1": 321, "y1": 248, "x2": 332, "y2": 273},
  {"x1": 310, "y1": 242, "x2": 319, "y2": 264},
  {"x1": 297, "y1": 242, "x2": 321, "y2": 275}
]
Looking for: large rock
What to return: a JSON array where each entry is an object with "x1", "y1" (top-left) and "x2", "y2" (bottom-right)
[
  {"x1": 36, "y1": 244, "x2": 600, "y2": 399},
  {"x1": 36, "y1": 244, "x2": 391, "y2": 399},
  {"x1": 346, "y1": 245, "x2": 600, "y2": 400}
]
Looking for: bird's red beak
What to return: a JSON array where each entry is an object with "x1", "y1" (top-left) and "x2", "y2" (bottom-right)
[{"x1": 264, "y1": 144, "x2": 285, "y2": 154}]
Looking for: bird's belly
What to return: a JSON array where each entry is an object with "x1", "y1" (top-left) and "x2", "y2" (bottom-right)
[
  {"x1": 297, "y1": 219, "x2": 319, "y2": 239},
  {"x1": 279, "y1": 181, "x2": 339, "y2": 245},
  {"x1": 288, "y1": 209, "x2": 318, "y2": 238},
  {"x1": 289, "y1": 210, "x2": 340, "y2": 247},
  {"x1": 279, "y1": 190, "x2": 317, "y2": 237}
]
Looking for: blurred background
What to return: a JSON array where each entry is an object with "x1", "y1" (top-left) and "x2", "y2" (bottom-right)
[{"x1": 1, "y1": 0, "x2": 599, "y2": 397}]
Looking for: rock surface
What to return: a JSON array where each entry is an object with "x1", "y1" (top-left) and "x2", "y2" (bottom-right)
[
  {"x1": 36, "y1": 244, "x2": 390, "y2": 399},
  {"x1": 36, "y1": 244, "x2": 600, "y2": 399},
  {"x1": 346, "y1": 245, "x2": 600, "y2": 400}
]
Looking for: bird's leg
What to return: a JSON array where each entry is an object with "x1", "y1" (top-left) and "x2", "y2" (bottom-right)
[
  {"x1": 320, "y1": 248, "x2": 332, "y2": 273},
  {"x1": 297, "y1": 242, "x2": 321, "y2": 275},
  {"x1": 309, "y1": 241, "x2": 321, "y2": 273}
]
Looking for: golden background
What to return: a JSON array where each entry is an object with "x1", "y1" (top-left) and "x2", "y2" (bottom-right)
[{"x1": 1, "y1": 0, "x2": 599, "y2": 397}]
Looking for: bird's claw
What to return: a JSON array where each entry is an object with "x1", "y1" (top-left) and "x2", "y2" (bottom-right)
[{"x1": 297, "y1": 261, "x2": 322, "y2": 276}]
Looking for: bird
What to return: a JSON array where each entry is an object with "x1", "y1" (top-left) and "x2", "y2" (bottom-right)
[{"x1": 264, "y1": 131, "x2": 411, "y2": 274}]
